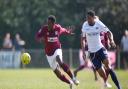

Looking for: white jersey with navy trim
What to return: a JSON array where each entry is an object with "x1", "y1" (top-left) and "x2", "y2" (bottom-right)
[{"x1": 82, "y1": 21, "x2": 109, "y2": 52}]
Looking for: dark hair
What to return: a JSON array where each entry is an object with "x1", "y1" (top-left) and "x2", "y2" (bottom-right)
[
  {"x1": 48, "y1": 15, "x2": 56, "y2": 23},
  {"x1": 87, "y1": 10, "x2": 95, "y2": 17}
]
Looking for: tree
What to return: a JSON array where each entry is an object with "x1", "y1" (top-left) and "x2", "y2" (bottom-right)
[{"x1": 0, "y1": 0, "x2": 128, "y2": 48}]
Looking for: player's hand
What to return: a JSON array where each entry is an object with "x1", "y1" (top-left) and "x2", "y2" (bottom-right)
[{"x1": 67, "y1": 25, "x2": 75, "y2": 35}]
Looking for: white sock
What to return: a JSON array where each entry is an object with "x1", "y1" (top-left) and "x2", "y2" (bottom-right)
[{"x1": 69, "y1": 80, "x2": 74, "y2": 84}]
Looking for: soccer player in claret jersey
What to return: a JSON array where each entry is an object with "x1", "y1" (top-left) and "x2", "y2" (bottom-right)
[
  {"x1": 36, "y1": 15, "x2": 79, "y2": 89},
  {"x1": 81, "y1": 10, "x2": 121, "y2": 89}
]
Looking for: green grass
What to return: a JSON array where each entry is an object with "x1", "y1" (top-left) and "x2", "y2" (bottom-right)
[{"x1": 0, "y1": 69, "x2": 127, "y2": 89}]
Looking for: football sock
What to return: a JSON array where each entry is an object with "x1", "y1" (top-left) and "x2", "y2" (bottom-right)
[{"x1": 109, "y1": 69, "x2": 121, "y2": 89}]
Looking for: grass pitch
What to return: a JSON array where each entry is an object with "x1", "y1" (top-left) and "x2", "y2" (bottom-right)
[{"x1": 0, "y1": 69, "x2": 127, "y2": 89}]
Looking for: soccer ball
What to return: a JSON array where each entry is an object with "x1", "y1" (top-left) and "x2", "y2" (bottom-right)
[{"x1": 21, "y1": 52, "x2": 31, "y2": 65}]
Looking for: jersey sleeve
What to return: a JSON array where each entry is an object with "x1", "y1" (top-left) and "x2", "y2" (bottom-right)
[
  {"x1": 98, "y1": 21, "x2": 109, "y2": 32},
  {"x1": 58, "y1": 24, "x2": 70, "y2": 35}
]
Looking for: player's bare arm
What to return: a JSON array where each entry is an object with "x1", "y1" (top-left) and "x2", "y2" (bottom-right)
[
  {"x1": 60, "y1": 26, "x2": 75, "y2": 35},
  {"x1": 107, "y1": 31, "x2": 116, "y2": 48},
  {"x1": 81, "y1": 33, "x2": 86, "y2": 60}
]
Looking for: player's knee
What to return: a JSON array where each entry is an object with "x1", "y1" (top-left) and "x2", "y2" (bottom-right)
[
  {"x1": 103, "y1": 59, "x2": 109, "y2": 66},
  {"x1": 97, "y1": 68, "x2": 104, "y2": 77},
  {"x1": 103, "y1": 59, "x2": 111, "y2": 69},
  {"x1": 54, "y1": 69, "x2": 62, "y2": 78},
  {"x1": 97, "y1": 68, "x2": 107, "y2": 79}
]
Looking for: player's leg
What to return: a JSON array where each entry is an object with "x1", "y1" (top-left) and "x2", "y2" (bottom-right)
[
  {"x1": 93, "y1": 60, "x2": 112, "y2": 88},
  {"x1": 56, "y1": 55, "x2": 79, "y2": 85},
  {"x1": 86, "y1": 51, "x2": 98, "y2": 81},
  {"x1": 104, "y1": 65, "x2": 109, "y2": 79},
  {"x1": 103, "y1": 58, "x2": 121, "y2": 89},
  {"x1": 46, "y1": 54, "x2": 74, "y2": 89},
  {"x1": 54, "y1": 65, "x2": 75, "y2": 89},
  {"x1": 97, "y1": 68, "x2": 107, "y2": 82},
  {"x1": 91, "y1": 52, "x2": 111, "y2": 88},
  {"x1": 91, "y1": 57, "x2": 107, "y2": 83},
  {"x1": 55, "y1": 49, "x2": 79, "y2": 85},
  {"x1": 54, "y1": 63, "x2": 75, "y2": 89},
  {"x1": 56, "y1": 55, "x2": 73, "y2": 79},
  {"x1": 74, "y1": 51, "x2": 88, "y2": 77},
  {"x1": 101, "y1": 47, "x2": 121, "y2": 89},
  {"x1": 97, "y1": 67, "x2": 112, "y2": 88},
  {"x1": 91, "y1": 66, "x2": 98, "y2": 81},
  {"x1": 54, "y1": 67, "x2": 73, "y2": 84},
  {"x1": 74, "y1": 64, "x2": 86, "y2": 77}
]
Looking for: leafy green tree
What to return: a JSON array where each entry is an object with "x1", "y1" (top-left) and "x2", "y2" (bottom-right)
[{"x1": 0, "y1": 0, "x2": 127, "y2": 49}]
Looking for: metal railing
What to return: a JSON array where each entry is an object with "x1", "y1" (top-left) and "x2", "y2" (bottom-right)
[{"x1": 0, "y1": 49, "x2": 123, "y2": 69}]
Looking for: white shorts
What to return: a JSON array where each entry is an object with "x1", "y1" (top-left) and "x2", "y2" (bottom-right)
[{"x1": 46, "y1": 49, "x2": 63, "y2": 70}]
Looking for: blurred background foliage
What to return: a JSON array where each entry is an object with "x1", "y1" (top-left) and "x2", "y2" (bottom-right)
[{"x1": 0, "y1": 0, "x2": 128, "y2": 49}]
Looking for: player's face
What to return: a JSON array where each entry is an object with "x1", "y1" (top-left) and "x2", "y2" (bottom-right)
[
  {"x1": 47, "y1": 19, "x2": 54, "y2": 30},
  {"x1": 87, "y1": 16, "x2": 95, "y2": 25}
]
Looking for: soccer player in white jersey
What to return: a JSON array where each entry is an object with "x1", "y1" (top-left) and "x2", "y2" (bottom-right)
[
  {"x1": 81, "y1": 10, "x2": 121, "y2": 89},
  {"x1": 74, "y1": 16, "x2": 111, "y2": 82}
]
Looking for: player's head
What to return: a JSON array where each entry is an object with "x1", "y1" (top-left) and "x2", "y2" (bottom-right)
[
  {"x1": 94, "y1": 16, "x2": 99, "y2": 21},
  {"x1": 86, "y1": 10, "x2": 95, "y2": 25},
  {"x1": 47, "y1": 15, "x2": 56, "y2": 25},
  {"x1": 47, "y1": 15, "x2": 56, "y2": 30}
]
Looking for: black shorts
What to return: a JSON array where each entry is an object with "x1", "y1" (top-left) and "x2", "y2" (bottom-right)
[{"x1": 89, "y1": 47, "x2": 108, "y2": 70}]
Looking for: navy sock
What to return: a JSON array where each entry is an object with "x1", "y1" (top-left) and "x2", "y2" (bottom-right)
[{"x1": 109, "y1": 69, "x2": 121, "y2": 89}]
